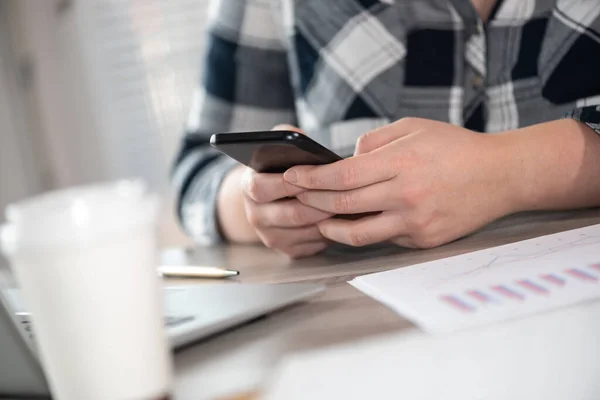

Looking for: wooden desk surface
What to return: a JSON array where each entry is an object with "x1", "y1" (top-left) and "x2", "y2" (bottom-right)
[{"x1": 166, "y1": 210, "x2": 600, "y2": 400}]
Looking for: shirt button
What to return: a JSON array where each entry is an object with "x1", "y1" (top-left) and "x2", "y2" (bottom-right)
[{"x1": 471, "y1": 75, "x2": 484, "y2": 89}]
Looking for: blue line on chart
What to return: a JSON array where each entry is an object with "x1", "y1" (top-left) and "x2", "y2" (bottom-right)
[{"x1": 430, "y1": 234, "x2": 600, "y2": 287}]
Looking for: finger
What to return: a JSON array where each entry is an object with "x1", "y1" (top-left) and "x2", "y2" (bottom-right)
[
  {"x1": 255, "y1": 225, "x2": 325, "y2": 249},
  {"x1": 284, "y1": 241, "x2": 329, "y2": 259},
  {"x1": 242, "y1": 168, "x2": 305, "y2": 203},
  {"x1": 272, "y1": 124, "x2": 306, "y2": 135},
  {"x1": 246, "y1": 198, "x2": 333, "y2": 228},
  {"x1": 317, "y1": 211, "x2": 405, "y2": 247},
  {"x1": 284, "y1": 153, "x2": 397, "y2": 191},
  {"x1": 390, "y1": 236, "x2": 418, "y2": 249},
  {"x1": 355, "y1": 118, "x2": 422, "y2": 155},
  {"x1": 296, "y1": 181, "x2": 393, "y2": 214}
]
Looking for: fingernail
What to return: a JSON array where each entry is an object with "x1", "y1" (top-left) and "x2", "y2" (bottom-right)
[
  {"x1": 284, "y1": 169, "x2": 298, "y2": 184},
  {"x1": 272, "y1": 124, "x2": 294, "y2": 131}
]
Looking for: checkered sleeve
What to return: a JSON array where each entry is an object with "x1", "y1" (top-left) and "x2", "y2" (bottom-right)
[
  {"x1": 171, "y1": 0, "x2": 297, "y2": 245},
  {"x1": 566, "y1": 105, "x2": 600, "y2": 134},
  {"x1": 548, "y1": 2, "x2": 600, "y2": 134}
]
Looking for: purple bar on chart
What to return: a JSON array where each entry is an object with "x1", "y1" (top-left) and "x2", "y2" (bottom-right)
[
  {"x1": 491, "y1": 285, "x2": 525, "y2": 301},
  {"x1": 541, "y1": 274, "x2": 566, "y2": 286},
  {"x1": 589, "y1": 264, "x2": 600, "y2": 273},
  {"x1": 466, "y1": 289, "x2": 494, "y2": 304},
  {"x1": 439, "y1": 295, "x2": 475, "y2": 313},
  {"x1": 565, "y1": 268, "x2": 598, "y2": 282},
  {"x1": 516, "y1": 279, "x2": 549, "y2": 295}
]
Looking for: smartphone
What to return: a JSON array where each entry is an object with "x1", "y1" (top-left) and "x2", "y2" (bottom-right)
[
  {"x1": 209, "y1": 130, "x2": 342, "y2": 173},
  {"x1": 210, "y1": 130, "x2": 378, "y2": 221}
]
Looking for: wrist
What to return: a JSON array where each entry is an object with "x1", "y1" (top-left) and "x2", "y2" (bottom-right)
[
  {"x1": 489, "y1": 119, "x2": 596, "y2": 213},
  {"x1": 482, "y1": 129, "x2": 534, "y2": 215}
]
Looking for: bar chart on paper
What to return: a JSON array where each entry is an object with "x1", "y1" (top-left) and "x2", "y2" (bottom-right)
[
  {"x1": 439, "y1": 267, "x2": 599, "y2": 313},
  {"x1": 350, "y1": 224, "x2": 600, "y2": 333}
]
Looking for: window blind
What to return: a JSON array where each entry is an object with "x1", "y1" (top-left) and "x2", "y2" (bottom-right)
[{"x1": 70, "y1": 0, "x2": 209, "y2": 189}]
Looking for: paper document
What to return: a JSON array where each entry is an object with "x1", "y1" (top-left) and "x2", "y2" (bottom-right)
[
  {"x1": 350, "y1": 224, "x2": 600, "y2": 333},
  {"x1": 263, "y1": 301, "x2": 600, "y2": 400}
]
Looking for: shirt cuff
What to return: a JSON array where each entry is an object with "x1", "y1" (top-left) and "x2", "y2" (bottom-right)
[
  {"x1": 565, "y1": 105, "x2": 600, "y2": 134},
  {"x1": 179, "y1": 156, "x2": 239, "y2": 246}
]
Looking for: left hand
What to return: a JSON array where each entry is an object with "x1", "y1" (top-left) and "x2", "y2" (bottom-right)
[{"x1": 283, "y1": 118, "x2": 524, "y2": 249}]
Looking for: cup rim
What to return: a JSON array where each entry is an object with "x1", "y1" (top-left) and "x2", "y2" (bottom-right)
[
  {"x1": 5, "y1": 179, "x2": 146, "y2": 223},
  {"x1": 2, "y1": 180, "x2": 159, "y2": 255}
]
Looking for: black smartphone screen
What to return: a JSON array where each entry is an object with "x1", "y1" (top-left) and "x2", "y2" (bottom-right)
[{"x1": 209, "y1": 131, "x2": 342, "y2": 173}]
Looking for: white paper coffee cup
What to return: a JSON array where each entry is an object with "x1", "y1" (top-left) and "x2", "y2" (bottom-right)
[{"x1": 1, "y1": 180, "x2": 173, "y2": 400}]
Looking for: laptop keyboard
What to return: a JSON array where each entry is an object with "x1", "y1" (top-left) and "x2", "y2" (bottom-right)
[
  {"x1": 15, "y1": 313, "x2": 195, "y2": 344},
  {"x1": 164, "y1": 315, "x2": 195, "y2": 327},
  {"x1": 15, "y1": 313, "x2": 35, "y2": 341}
]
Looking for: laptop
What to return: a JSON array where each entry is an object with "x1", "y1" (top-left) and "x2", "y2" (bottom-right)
[{"x1": 0, "y1": 283, "x2": 324, "y2": 398}]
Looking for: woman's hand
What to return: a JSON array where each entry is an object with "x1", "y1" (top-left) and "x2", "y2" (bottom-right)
[{"x1": 283, "y1": 118, "x2": 524, "y2": 249}]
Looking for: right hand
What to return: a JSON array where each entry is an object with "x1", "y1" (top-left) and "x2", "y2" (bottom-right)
[{"x1": 217, "y1": 126, "x2": 333, "y2": 258}]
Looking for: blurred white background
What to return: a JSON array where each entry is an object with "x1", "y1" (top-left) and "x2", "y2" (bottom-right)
[{"x1": 0, "y1": 0, "x2": 213, "y2": 253}]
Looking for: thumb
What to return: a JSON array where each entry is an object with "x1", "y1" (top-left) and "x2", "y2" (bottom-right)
[
  {"x1": 272, "y1": 124, "x2": 306, "y2": 135},
  {"x1": 354, "y1": 118, "x2": 420, "y2": 155}
]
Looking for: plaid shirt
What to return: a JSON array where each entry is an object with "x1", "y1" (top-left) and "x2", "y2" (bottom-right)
[{"x1": 173, "y1": 0, "x2": 600, "y2": 245}]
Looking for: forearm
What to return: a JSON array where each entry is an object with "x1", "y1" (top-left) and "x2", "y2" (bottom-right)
[{"x1": 497, "y1": 118, "x2": 600, "y2": 212}]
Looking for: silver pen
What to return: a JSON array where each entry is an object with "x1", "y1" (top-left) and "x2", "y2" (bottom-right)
[{"x1": 158, "y1": 265, "x2": 239, "y2": 279}]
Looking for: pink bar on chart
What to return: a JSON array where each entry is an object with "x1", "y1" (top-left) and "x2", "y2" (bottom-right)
[
  {"x1": 467, "y1": 289, "x2": 494, "y2": 304},
  {"x1": 565, "y1": 268, "x2": 598, "y2": 282},
  {"x1": 516, "y1": 279, "x2": 549, "y2": 295},
  {"x1": 541, "y1": 274, "x2": 566, "y2": 286},
  {"x1": 491, "y1": 285, "x2": 525, "y2": 301},
  {"x1": 439, "y1": 295, "x2": 475, "y2": 313},
  {"x1": 589, "y1": 263, "x2": 600, "y2": 273}
]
